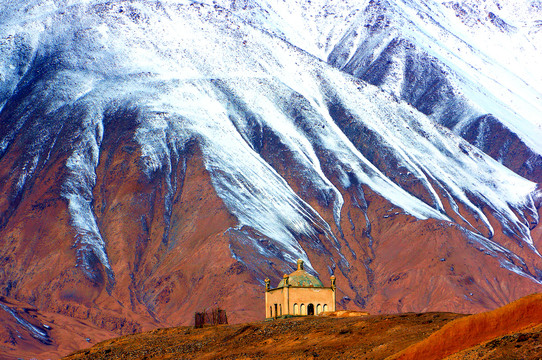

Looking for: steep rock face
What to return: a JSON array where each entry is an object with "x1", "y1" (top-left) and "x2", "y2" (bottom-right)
[
  {"x1": 323, "y1": 0, "x2": 542, "y2": 183},
  {"x1": 0, "y1": 0, "x2": 541, "y2": 358},
  {"x1": 460, "y1": 114, "x2": 542, "y2": 182}
]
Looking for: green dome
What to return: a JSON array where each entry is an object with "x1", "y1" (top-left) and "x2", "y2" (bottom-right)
[{"x1": 277, "y1": 259, "x2": 324, "y2": 288}]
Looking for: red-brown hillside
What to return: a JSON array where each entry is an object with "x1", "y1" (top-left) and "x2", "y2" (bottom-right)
[
  {"x1": 1, "y1": 141, "x2": 542, "y2": 360},
  {"x1": 0, "y1": 296, "x2": 120, "y2": 360},
  {"x1": 391, "y1": 293, "x2": 542, "y2": 360}
]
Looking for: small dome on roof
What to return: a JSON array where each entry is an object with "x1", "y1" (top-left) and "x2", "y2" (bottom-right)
[{"x1": 277, "y1": 259, "x2": 324, "y2": 288}]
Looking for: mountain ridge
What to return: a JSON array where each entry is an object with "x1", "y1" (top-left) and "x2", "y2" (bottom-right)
[{"x1": 0, "y1": 0, "x2": 541, "y2": 358}]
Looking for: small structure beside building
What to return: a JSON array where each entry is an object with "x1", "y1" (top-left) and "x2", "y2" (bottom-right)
[
  {"x1": 194, "y1": 307, "x2": 228, "y2": 328},
  {"x1": 264, "y1": 259, "x2": 336, "y2": 319}
]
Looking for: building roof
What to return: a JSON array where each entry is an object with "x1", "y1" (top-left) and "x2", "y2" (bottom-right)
[{"x1": 276, "y1": 259, "x2": 324, "y2": 288}]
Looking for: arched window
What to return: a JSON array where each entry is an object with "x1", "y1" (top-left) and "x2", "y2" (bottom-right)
[
  {"x1": 270, "y1": 306, "x2": 273, "y2": 318},
  {"x1": 323, "y1": 304, "x2": 328, "y2": 312},
  {"x1": 300, "y1": 303, "x2": 306, "y2": 315},
  {"x1": 293, "y1": 303, "x2": 298, "y2": 315},
  {"x1": 316, "y1": 304, "x2": 322, "y2": 314},
  {"x1": 307, "y1": 303, "x2": 314, "y2": 316}
]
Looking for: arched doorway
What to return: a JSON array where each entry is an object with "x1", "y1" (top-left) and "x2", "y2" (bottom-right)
[
  {"x1": 307, "y1": 303, "x2": 314, "y2": 315},
  {"x1": 293, "y1": 303, "x2": 298, "y2": 315}
]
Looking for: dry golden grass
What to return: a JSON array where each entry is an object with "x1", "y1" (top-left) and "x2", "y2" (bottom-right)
[
  {"x1": 63, "y1": 294, "x2": 542, "y2": 360},
  {"x1": 64, "y1": 312, "x2": 463, "y2": 360}
]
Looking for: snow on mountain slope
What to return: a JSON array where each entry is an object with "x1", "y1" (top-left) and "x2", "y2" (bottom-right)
[
  {"x1": 0, "y1": 1, "x2": 541, "y2": 354},
  {"x1": 214, "y1": 0, "x2": 542, "y2": 182},
  {"x1": 1, "y1": 0, "x2": 538, "y2": 268}
]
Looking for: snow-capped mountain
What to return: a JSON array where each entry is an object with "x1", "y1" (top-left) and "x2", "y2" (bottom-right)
[
  {"x1": 213, "y1": 0, "x2": 542, "y2": 181},
  {"x1": 0, "y1": 0, "x2": 541, "y2": 357}
]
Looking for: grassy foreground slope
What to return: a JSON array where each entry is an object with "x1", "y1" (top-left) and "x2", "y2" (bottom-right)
[{"x1": 64, "y1": 294, "x2": 542, "y2": 360}]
